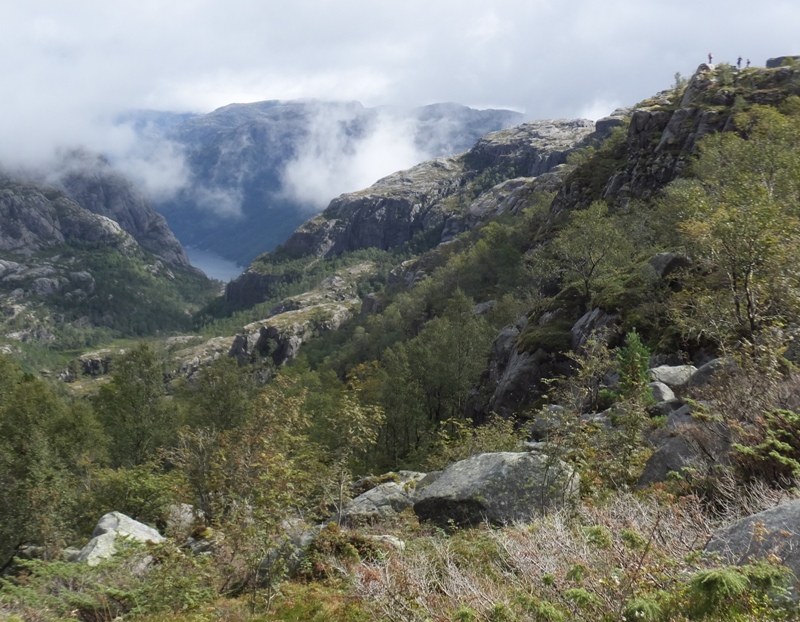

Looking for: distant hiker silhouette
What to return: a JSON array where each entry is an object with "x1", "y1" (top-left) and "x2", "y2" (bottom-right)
[
  {"x1": 746, "y1": 59, "x2": 751, "y2": 68},
  {"x1": 708, "y1": 53, "x2": 713, "y2": 64},
  {"x1": 737, "y1": 56, "x2": 742, "y2": 69}
]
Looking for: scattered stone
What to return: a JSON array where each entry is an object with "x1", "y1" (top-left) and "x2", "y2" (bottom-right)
[{"x1": 365, "y1": 534, "x2": 406, "y2": 552}]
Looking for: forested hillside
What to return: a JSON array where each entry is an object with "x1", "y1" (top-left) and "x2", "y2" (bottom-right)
[{"x1": 5, "y1": 61, "x2": 800, "y2": 621}]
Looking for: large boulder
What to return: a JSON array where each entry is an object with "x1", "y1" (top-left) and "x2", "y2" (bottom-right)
[
  {"x1": 75, "y1": 512, "x2": 164, "y2": 566},
  {"x1": 413, "y1": 452, "x2": 579, "y2": 527},
  {"x1": 648, "y1": 364, "x2": 697, "y2": 389},
  {"x1": 339, "y1": 471, "x2": 426, "y2": 523},
  {"x1": 638, "y1": 408, "x2": 730, "y2": 487},
  {"x1": 688, "y1": 357, "x2": 734, "y2": 388},
  {"x1": 706, "y1": 500, "x2": 800, "y2": 583}
]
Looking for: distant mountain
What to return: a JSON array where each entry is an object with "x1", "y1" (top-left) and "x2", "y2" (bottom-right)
[{"x1": 126, "y1": 101, "x2": 524, "y2": 265}]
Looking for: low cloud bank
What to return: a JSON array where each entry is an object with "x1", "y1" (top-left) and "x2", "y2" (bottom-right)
[{"x1": 280, "y1": 107, "x2": 431, "y2": 211}]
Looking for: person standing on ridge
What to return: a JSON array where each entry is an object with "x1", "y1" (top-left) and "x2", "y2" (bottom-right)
[
  {"x1": 737, "y1": 56, "x2": 742, "y2": 69},
  {"x1": 708, "y1": 52, "x2": 713, "y2": 64},
  {"x1": 746, "y1": 59, "x2": 751, "y2": 68}
]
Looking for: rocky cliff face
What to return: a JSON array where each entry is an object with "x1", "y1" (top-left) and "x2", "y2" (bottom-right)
[
  {"x1": 275, "y1": 119, "x2": 597, "y2": 262},
  {"x1": 278, "y1": 157, "x2": 465, "y2": 259},
  {"x1": 552, "y1": 63, "x2": 800, "y2": 214},
  {"x1": 54, "y1": 152, "x2": 190, "y2": 266},
  {"x1": 0, "y1": 176, "x2": 135, "y2": 256}
]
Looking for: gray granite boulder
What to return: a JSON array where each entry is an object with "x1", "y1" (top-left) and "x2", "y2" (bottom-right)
[
  {"x1": 340, "y1": 471, "x2": 426, "y2": 523},
  {"x1": 570, "y1": 308, "x2": 618, "y2": 352},
  {"x1": 76, "y1": 512, "x2": 164, "y2": 566},
  {"x1": 638, "y1": 436, "x2": 697, "y2": 487},
  {"x1": 413, "y1": 452, "x2": 579, "y2": 527},
  {"x1": 689, "y1": 358, "x2": 734, "y2": 388},
  {"x1": 706, "y1": 500, "x2": 800, "y2": 582},
  {"x1": 648, "y1": 364, "x2": 697, "y2": 388},
  {"x1": 649, "y1": 381, "x2": 675, "y2": 403}
]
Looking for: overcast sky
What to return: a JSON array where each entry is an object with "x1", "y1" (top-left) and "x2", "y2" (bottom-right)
[{"x1": 2, "y1": 0, "x2": 798, "y2": 176}]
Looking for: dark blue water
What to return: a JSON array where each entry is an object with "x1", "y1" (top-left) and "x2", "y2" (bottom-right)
[{"x1": 185, "y1": 247, "x2": 244, "y2": 282}]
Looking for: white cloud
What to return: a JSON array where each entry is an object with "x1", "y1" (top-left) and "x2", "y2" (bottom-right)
[
  {"x1": 281, "y1": 108, "x2": 428, "y2": 210},
  {"x1": 0, "y1": 0, "x2": 798, "y2": 178},
  {"x1": 578, "y1": 98, "x2": 623, "y2": 122}
]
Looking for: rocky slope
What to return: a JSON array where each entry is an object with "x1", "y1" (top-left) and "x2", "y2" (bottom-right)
[
  {"x1": 0, "y1": 176, "x2": 135, "y2": 256},
  {"x1": 275, "y1": 118, "x2": 596, "y2": 261}
]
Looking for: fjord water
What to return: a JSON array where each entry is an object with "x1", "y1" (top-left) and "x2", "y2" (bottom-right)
[{"x1": 185, "y1": 246, "x2": 243, "y2": 282}]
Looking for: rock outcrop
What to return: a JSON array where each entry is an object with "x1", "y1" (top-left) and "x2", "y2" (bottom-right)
[
  {"x1": 467, "y1": 317, "x2": 564, "y2": 420},
  {"x1": 216, "y1": 263, "x2": 367, "y2": 370},
  {"x1": 279, "y1": 158, "x2": 465, "y2": 259},
  {"x1": 277, "y1": 119, "x2": 598, "y2": 262},
  {"x1": 465, "y1": 119, "x2": 595, "y2": 176},
  {"x1": 766, "y1": 56, "x2": 800, "y2": 69},
  {"x1": 413, "y1": 452, "x2": 579, "y2": 527}
]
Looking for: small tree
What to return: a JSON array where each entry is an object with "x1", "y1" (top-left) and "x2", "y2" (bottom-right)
[
  {"x1": 549, "y1": 202, "x2": 635, "y2": 301},
  {"x1": 93, "y1": 343, "x2": 180, "y2": 467},
  {"x1": 616, "y1": 329, "x2": 652, "y2": 401},
  {"x1": 667, "y1": 105, "x2": 800, "y2": 344}
]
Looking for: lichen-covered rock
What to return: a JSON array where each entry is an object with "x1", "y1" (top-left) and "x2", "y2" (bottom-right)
[
  {"x1": 413, "y1": 452, "x2": 579, "y2": 527},
  {"x1": 339, "y1": 471, "x2": 426, "y2": 523}
]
